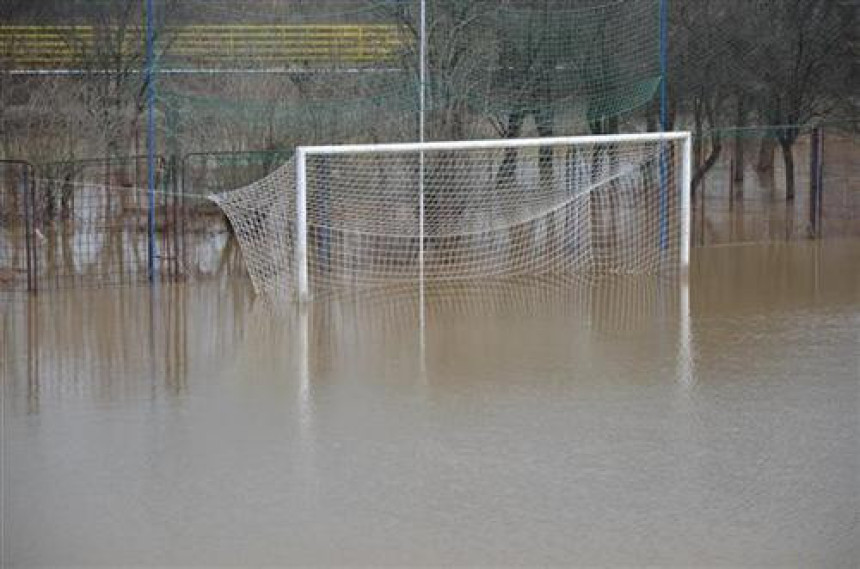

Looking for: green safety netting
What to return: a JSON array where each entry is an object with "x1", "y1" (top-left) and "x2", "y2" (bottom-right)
[{"x1": 152, "y1": 0, "x2": 663, "y2": 149}]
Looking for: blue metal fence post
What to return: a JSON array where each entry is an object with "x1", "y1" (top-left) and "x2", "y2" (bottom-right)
[
  {"x1": 146, "y1": 0, "x2": 157, "y2": 281},
  {"x1": 658, "y1": 0, "x2": 669, "y2": 250}
]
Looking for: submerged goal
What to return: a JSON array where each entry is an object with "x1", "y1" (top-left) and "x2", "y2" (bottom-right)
[{"x1": 211, "y1": 133, "x2": 692, "y2": 302}]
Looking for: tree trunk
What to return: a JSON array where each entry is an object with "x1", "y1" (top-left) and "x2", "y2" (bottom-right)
[
  {"x1": 496, "y1": 108, "x2": 525, "y2": 188},
  {"x1": 691, "y1": 135, "x2": 722, "y2": 192},
  {"x1": 535, "y1": 107, "x2": 554, "y2": 192},
  {"x1": 588, "y1": 113, "x2": 619, "y2": 136},
  {"x1": 692, "y1": 98, "x2": 704, "y2": 200},
  {"x1": 780, "y1": 139, "x2": 795, "y2": 201},
  {"x1": 646, "y1": 97, "x2": 659, "y2": 132},
  {"x1": 690, "y1": 95, "x2": 721, "y2": 195},
  {"x1": 756, "y1": 137, "x2": 776, "y2": 174},
  {"x1": 535, "y1": 107, "x2": 555, "y2": 255},
  {"x1": 732, "y1": 97, "x2": 745, "y2": 199}
]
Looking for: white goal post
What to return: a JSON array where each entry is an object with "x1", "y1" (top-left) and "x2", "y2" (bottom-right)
[{"x1": 212, "y1": 132, "x2": 692, "y2": 303}]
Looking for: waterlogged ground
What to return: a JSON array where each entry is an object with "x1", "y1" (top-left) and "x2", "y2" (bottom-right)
[{"x1": 1, "y1": 240, "x2": 858, "y2": 567}]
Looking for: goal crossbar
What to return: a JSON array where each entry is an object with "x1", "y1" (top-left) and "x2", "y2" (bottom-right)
[{"x1": 297, "y1": 132, "x2": 692, "y2": 156}]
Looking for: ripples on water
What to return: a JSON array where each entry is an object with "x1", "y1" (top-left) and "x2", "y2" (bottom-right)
[{"x1": 2, "y1": 240, "x2": 858, "y2": 566}]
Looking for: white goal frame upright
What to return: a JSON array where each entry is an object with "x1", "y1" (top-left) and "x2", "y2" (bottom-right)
[{"x1": 293, "y1": 132, "x2": 692, "y2": 302}]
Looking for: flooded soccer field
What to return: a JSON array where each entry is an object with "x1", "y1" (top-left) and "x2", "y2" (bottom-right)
[{"x1": 1, "y1": 240, "x2": 858, "y2": 566}]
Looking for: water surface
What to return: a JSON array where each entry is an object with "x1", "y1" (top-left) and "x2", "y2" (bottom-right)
[{"x1": 2, "y1": 240, "x2": 859, "y2": 566}]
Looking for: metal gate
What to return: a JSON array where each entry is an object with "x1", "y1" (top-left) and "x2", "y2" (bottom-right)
[
  {"x1": 1, "y1": 156, "x2": 185, "y2": 294},
  {"x1": 0, "y1": 160, "x2": 36, "y2": 293}
]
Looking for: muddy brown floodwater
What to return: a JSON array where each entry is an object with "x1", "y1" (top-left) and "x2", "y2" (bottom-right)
[{"x1": 1, "y1": 240, "x2": 858, "y2": 567}]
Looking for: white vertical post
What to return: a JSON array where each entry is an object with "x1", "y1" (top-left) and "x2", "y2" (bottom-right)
[
  {"x1": 677, "y1": 278, "x2": 693, "y2": 387},
  {"x1": 418, "y1": 0, "x2": 426, "y2": 278},
  {"x1": 296, "y1": 303, "x2": 317, "y2": 482},
  {"x1": 419, "y1": 0, "x2": 426, "y2": 145},
  {"x1": 418, "y1": 0, "x2": 427, "y2": 332},
  {"x1": 295, "y1": 148, "x2": 310, "y2": 302},
  {"x1": 145, "y1": 0, "x2": 157, "y2": 282},
  {"x1": 680, "y1": 133, "x2": 693, "y2": 273},
  {"x1": 298, "y1": 304, "x2": 311, "y2": 430}
]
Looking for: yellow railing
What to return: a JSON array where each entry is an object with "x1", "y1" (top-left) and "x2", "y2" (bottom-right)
[{"x1": 0, "y1": 24, "x2": 409, "y2": 68}]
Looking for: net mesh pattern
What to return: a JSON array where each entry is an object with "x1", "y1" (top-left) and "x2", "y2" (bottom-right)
[
  {"x1": 157, "y1": 0, "x2": 662, "y2": 147},
  {"x1": 211, "y1": 138, "x2": 682, "y2": 301}
]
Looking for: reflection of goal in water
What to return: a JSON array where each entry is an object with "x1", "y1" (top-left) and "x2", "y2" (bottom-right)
[
  {"x1": 212, "y1": 133, "x2": 692, "y2": 302},
  {"x1": 237, "y1": 275, "x2": 693, "y2": 416}
]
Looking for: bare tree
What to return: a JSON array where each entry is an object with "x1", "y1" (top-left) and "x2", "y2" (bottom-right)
[
  {"x1": 746, "y1": 0, "x2": 852, "y2": 200},
  {"x1": 665, "y1": 0, "x2": 737, "y2": 194}
]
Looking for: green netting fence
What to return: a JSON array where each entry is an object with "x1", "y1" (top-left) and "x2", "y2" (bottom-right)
[{"x1": 152, "y1": 0, "x2": 664, "y2": 154}]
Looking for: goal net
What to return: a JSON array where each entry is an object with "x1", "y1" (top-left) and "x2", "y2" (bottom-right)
[{"x1": 210, "y1": 133, "x2": 691, "y2": 302}]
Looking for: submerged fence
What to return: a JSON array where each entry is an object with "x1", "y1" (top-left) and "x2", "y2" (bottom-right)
[
  {"x1": 1, "y1": 156, "x2": 184, "y2": 292},
  {"x1": 1, "y1": 125, "x2": 858, "y2": 294},
  {"x1": 0, "y1": 150, "x2": 290, "y2": 293},
  {"x1": 0, "y1": 160, "x2": 36, "y2": 291}
]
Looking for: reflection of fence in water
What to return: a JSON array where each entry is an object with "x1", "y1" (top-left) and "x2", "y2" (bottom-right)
[{"x1": 3, "y1": 283, "x2": 255, "y2": 414}]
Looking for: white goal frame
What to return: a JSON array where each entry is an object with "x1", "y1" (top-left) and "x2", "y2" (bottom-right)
[{"x1": 294, "y1": 132, "x2": 692, "y2": 302}]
